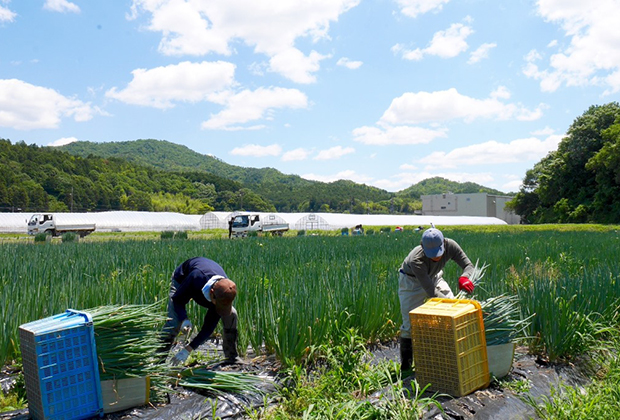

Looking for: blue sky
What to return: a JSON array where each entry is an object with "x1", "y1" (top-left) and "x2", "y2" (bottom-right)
[{"x1": 1, "y1": 0, "x2": 619, "y2": 194}]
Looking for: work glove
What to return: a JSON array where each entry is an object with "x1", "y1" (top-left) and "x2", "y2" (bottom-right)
[
  {"x1": 170, "y1": 347, "x2": 191, "y2": 366},
  {"x1": 458, "y1": 276, "x2": 475, "y2": 294},
  {"x1": 180, "y1": 319, "x2": 193, "y2": 335}
]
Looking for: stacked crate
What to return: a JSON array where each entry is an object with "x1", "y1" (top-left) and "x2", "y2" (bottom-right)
[
  {"x1": 409, "y1": 298, "x2": 489, "y2": 397},
  {"x1": 19, "y1": 310, "x2": 103, "y2": 420}
]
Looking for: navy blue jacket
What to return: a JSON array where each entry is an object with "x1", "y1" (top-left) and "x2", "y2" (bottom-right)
[{"x1": 171, "y1": 257, "x2": 228, "y2": 349}]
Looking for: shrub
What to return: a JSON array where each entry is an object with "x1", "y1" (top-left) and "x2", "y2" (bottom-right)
[
  {"x1": 160, "y1": 231, "x2": 175, "y2": 240},
  {"x1": 366, "y1": 228, "x2": 375, "y2": 235},
  {"x1": 34, "y1": 233, "x2": 49, "y2": 243},
  {"x1": 380, "y1": 227, "x2": 391, "y2": 234},
  {"x1": 247, "y1": 231, "x2": 259, "y2": 237},
  {"x1": 173, "y1": 231, "x2": 188, "y2": 240},
  {"x1": 297, "y1": 230, "x2": 306, "y2": 236},
  {"x1": 62, "y1": 232, "x2": 78, "y2": 243}
]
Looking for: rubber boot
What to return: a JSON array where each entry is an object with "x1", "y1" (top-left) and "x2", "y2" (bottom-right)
[
  {"x1": 400, "y1": 337, "x2": 413, "y2": 372},
  {"x1": 222, "y1": 328, "x2": 239, "y2": 364}
]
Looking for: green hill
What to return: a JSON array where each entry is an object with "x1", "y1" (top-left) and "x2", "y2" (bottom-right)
[
  {"x1": 396, "y1": 176, "x2": 506, "y2": 199},
  {"x1": 61, "y1": 139, "x2": 311, "y2": 186},
  {"x1": 0, "y1": 136, "x2": 511, "y2": 214},
  {"x1": 60, "y1": 139, "x2": 395, "y2": 212}
]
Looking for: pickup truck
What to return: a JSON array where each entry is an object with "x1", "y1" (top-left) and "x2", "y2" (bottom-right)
[
  {"x1": 27, "y1": 213, "x2": 96, "y2": 237},
  {"x1": 230, "y1": 213, "x2": 289, "y2": 237}
]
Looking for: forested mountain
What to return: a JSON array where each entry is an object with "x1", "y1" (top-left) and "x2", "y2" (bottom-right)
[
  {"x1": 61, "y1": 139, "x2": 312, "y2": 187},
  {"x1": 0, "y1": 139, "x2": 272, "y2": 213},
  {"x1": 509, "y1": 102, "x2": 620, "y2": 224},
  {"x1": 59, "y1": 139, "x2": 504, "y2": 213},
  {"x1": 1, "y1": 137, "x2": 509, "y2": 215}
]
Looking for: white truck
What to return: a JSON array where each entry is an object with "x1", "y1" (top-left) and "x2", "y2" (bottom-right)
[
  {"x1": 230, "y1": 213, "x2": 289, "y2": 237},
  {"x1": 27, "y1": 213, "x2": 96, "y2": 237}
]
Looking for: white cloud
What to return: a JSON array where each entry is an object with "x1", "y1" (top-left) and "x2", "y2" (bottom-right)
[
  {"x1": 269, "y1": 49, "x2": 329, "y2": 84},
  {"x1": 468, "y1": 42, "x2": 496, "y2": 64},
  {"x1": 395, "y1": 0, "x2": 450, "y2": 18},
  {"x1": 48, "y1": 137, "x2": 78, "y2": 147},
  {"x1": 419, "y1": 134, "x2": 563, "y2": 169},
  {"x1": 201, "y1": 87, "x2": 308, "y2": 130},
  {"x1": 314, "y1": 145, "x2": 355, "y2": 160},
  {"x1": 230, "y1": 143, "x2": 282, "y2": 157},
  {"x1": 129, "y1": 0, "x2": 359, "y2": 83},
  {"x1": 379, "y1": 88, "x2": 544, "y2": 125},
  {"x1": 282, "y1": 148, "x2": 312, "y2": 161},
  {"x1": 0, "y1": 79, "x2": 98, "y2": 130},
  {"x1": 526, "y1": 0, "x2": 620, "y2": 94},
  {"x1": 501, "y1": 174, "x2": 523, "y2": 193},
  {"x1": 490, "y1": 86, "x2": 511, "y2": 99},
  {"x1": 337, "y1": 57, "x2": 363, "y2": 69},
  {"x1": 394, "y1": 22, "x2": 473, "y2": 61},
  {"x1": 44, "y1": 0, "x2": 80, "y2": 13},
  {"x1": 105, "y1": 61, "x2": 236, "y2": 109},
  {"x1": 0, "y1": 4, "x2": 16, "y2": 22},
  {"x1": 302, "y1": 169, "x2": 372, "y2": 184},
  {"x1": 531, "y1": 126, "x2": 556, "y2": 136},
  {"x1": 399, "y1": 163, "x2": 417, "y2": 170},
  {"x1": 352, "y1": 124, "x2": 448, "y2": 145}
]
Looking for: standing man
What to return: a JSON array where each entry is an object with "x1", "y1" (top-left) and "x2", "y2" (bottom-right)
[
  {"x1": 161, "y1": 257, "x2": 239, "y2": 366},
  {"x1": 398, "y1": 226, "x2": 475, "y2": 371}
]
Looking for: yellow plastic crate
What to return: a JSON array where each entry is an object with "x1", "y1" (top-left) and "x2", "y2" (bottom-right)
[{"x1": 409, "y1": 298, "x2": 489, "y2": 397}]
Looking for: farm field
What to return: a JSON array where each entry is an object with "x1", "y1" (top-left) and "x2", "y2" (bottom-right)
[{"x1": 2, "y1": 224, "x2": 620, "y2": 418}]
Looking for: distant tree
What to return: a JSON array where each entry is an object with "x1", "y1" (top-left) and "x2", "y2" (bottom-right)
[
  {"x1": 585, "y1": 118, "x2": 620, "y2": 222},
  {"x1": 126, "y1": 190, "x2": 153, "y2": 211}
]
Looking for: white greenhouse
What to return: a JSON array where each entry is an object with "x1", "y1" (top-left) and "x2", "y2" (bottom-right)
[{"x1": 0, "y1": 210, "x2": 507, "y2": 234}]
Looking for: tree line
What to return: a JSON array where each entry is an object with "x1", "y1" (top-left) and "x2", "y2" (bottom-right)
[{"x1": 507, "y1": 102, "x2": 620, "y2": 224}]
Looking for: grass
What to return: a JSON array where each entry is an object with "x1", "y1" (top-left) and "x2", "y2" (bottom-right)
[
  {"x1": 247, "y1": 327, "x2": 442, "y2": 419},
  {"x1": 526, "y1": 333, "x2": 620, "y2": 419}
]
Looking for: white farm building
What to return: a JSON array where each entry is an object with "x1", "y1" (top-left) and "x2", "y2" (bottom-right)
[{"x1": 422, "y1": 193, "x2": 520, "y2": 224}]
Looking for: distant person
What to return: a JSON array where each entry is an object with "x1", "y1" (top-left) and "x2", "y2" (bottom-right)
[
  {"x1": 397, "y1": 226, "x2": 475, "y2": 371},
  {"x1": 160, "y1": 257, "x2": 239, "y2": 366},
  {"x1": 228, "y1": 218, "x2": 233, "y2": 239}
]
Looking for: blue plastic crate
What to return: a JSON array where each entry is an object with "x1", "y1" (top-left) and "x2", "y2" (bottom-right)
[{"x1": 19, "y1": 309, "x2": 103, "y2": 420}]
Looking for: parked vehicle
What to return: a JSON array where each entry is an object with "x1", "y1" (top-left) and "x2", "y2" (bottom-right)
[
  {"x1": 27, "y1": 213, "x2": 96, "y2": 237},
  {"x1": 231, "y1": 213, "x2": 289, "y2": 237}
]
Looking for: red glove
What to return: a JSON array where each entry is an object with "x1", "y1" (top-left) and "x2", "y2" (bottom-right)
[{"x1": 458, "y1": 276, "x2": 474, "y2": 294}]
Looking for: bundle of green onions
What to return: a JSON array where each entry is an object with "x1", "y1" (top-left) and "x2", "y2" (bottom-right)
[
  {"x1": 87, "y1": 303, "x2": 169, "y2": 387},
  {"x1": 480, "y1": 295, "x2": 532, "y2": 345},
  {"x1": 87, "y1": 303, "x2": 266, "y2": 397},
  {"x1": 456, "y1": 260, "x2": 532, "y2": 346},
  {"x1": 177, "y1": 368, "x2": 264, "y2": 395}
]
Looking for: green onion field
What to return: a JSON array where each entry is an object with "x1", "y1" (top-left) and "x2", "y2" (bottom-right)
[
  {"x1": 3, "y1": 225, "x2": 620, "y2": 418},
  {"x1": 3, "y1": 225, "x2": 620, "y2": 367}
]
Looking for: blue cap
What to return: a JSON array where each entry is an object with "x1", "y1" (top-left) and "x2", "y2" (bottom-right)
[{"x1": 421, "y1": 228, "x2": 444, "y2": 258}]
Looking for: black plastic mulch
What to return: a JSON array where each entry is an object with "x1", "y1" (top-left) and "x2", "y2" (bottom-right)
[{"x1": 1, "y1": 342, "x2": 594, "y2": 420}]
